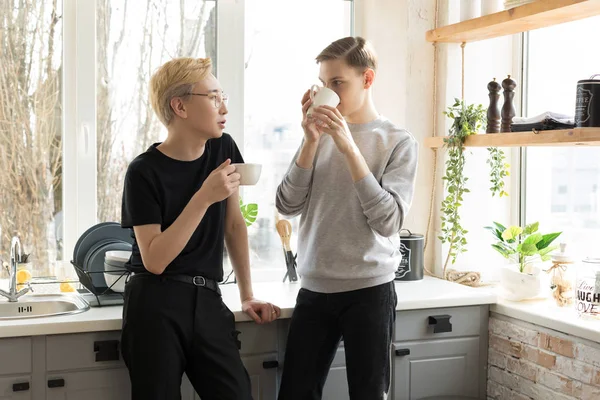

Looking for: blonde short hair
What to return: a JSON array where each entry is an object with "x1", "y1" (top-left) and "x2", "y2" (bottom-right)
[
  {"x1": 149, "y1": 57, "x2": 212, "y2": 126},
  {"x1": 316, "y1": 36, "x2": 377, "y2": 72}
]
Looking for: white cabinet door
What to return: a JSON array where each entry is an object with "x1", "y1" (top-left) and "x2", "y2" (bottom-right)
[
  {"x1": 194, "y1": 355, "x2": 279, "y2": 400},
  {"x1": 393, "y1": 337, "x2": 480, "y2": 400},
  {"x1": 0, "y1": 376, "x2": 32, "y2": 400},
  {"x1": 243, "y1": 354, "x2": 279, "y2": 400},
  {"x1": 322, "y1": 347, "x2": 349, "y2": 400},
  {"x1": 46, "y1": 368, "x2": 130, "y2": 400}
]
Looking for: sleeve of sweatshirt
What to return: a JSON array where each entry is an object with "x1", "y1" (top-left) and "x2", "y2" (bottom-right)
[
  {"x1": 353, "y1": 135, "x2": 419, "y2": 237},
  {"x1": 275, "y1": 144, "x2": 314, "y2": 217}
]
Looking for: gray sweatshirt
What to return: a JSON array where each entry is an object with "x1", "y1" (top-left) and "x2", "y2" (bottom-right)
[{"x1": 275, "y1": 116, "x2": 419, "y2": 293}]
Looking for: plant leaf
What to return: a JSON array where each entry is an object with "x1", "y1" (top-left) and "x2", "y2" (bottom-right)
[
  {"x1": 524, "y1": 222, "x2": 539, "y2": 235},
  {"x1": 536, "y1": 232, "x2": 562, "y2": 250},
  {"x1": 502, "y1": 226, "x2": 522, "y2": 241},
  {"x1": 240, "y1": 203, "x2": 259, "y2": 227}
]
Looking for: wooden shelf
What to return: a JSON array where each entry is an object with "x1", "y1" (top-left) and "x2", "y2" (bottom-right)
[
  {"x1": 426, "y1": 0, "x2": 600, "y2": 43},
  {"x1": 423, "y1": 128, "x2": 600, "y2": 148}
]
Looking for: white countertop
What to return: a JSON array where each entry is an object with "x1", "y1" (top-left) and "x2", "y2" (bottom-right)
[
  {"x1": 0, "y1": 276, "x2": 496, "y2": 339},
  {"x1": 491, "y1": 297, "x2": 600, "y2": 343}
]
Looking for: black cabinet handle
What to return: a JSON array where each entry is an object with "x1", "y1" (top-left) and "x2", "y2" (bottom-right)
[
  {"x1": 262, "y1": 360, "x2": 279, "y2": 369},
  {"x1": 428, "y1": 314, "x2": 452, "y2": 333},
  {"x1": 48, "y1": 378, "x2": 65, "y2": 388},
  {"x1": 395, "y1": 348, "x2": 410, "y2": 356},
  {"x1": 94, "y1": 340, "x2": 120, "y2": 362},
  {"x1": 12, "y1": 382, "x2": 30, "y2": 392}
]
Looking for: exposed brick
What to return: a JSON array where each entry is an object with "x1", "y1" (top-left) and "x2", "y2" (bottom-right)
[
  {"x1": 489, "y1": 366, "x2": 538, "y2": 399},
  {"x1": 538, "y1": 350, "x2": 558, "y2": 369},
  {"x1": 538, "y1": 369, "x2": 581, "y2": 397},
  {"x1": 506, "y1": 357, "x2": 538, "y2": 382},
  {"x1": 521, "y1": 345, "x2": 557, "y2": 369},
  {"x1": 490, "y1": 317, "x2": 540, "y2": 345},
  {"x1": 539, "y1": 332, "x2": 576, "y2": 358},
  {"x1": 580, "y1": 383, "x2": 600, "y2": 399},
  {"x1": 487, "y1": 378, "x2": 503, "y2": 399},
  {"x1": 488, "y1": 348, "x2": 508, "y2": 369},
  {"x1": 576, "y1": 342, "x2": 600, "y2": 368},
  {"x1": 490, "y1": 333, "x2": 526, "y2": 358},
  {"x1": 489, "y1": 365, "x2": 504, "y2": 385},
  {"x1": 535, "y1": 384, "x2": 580, "y2": 400},
  {"x1": 554, "y1": 355, "x2": 594, "y2": 384},
  {"x1": 488, "y1": 316, "x2": 600, "y2": 400}
]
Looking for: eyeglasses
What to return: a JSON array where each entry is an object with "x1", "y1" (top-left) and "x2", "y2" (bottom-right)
[{"x1": 186, "y1": 92, "x2": 229, "y2": 108}]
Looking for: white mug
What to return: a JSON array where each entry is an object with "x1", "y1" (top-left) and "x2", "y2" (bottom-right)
[
  {"x1": 232, "y1": 163, "x2": 262, "y2": 186},
  {"x1": 307, "y1": 85, "x2": 340, "y2": 116}
]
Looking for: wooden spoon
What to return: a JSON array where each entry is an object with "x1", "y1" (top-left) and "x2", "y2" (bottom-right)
[{"x1": 276, "y1": 220, "x2": 292, "y2": 251}]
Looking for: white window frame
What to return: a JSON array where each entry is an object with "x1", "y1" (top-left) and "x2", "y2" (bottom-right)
[{"x1": 61, "y1": 0, "x2": 354, "y2": 261}]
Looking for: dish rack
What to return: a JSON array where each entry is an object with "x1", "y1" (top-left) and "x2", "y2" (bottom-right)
[{"x1": 70, "y1": 261, "x2": 129, "y2": 306}]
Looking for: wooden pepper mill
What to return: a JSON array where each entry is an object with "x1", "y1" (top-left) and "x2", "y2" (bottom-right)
[
  {"x1": 487, "y1": 78, "x2": 501, "y2": 133},
  {"x1": 501, "y1": 75, "x2": 517, "y2": 132}
]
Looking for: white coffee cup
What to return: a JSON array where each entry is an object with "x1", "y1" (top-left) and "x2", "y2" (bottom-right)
[
  {"x1": 306, "y1": 85, "x2": 340, "y2": 116},
  {"x1": 232, "y1": 163, "x2": 262, "y2": 186}
]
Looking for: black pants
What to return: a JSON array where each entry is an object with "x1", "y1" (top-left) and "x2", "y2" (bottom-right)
[
  {"x1": 121, "y1": 274, "x2": 252, "y2": 400},
  {"x1": 278, "y1": 281, "x2": 397, "y2": 400}
]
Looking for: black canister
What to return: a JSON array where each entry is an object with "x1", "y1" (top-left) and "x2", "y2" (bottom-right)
[
  {"x1": 575, "y1": 74, "x2": 600, "y2": 127},
  {"x1": 395, "y1": 229, "x2": 424, "y2": 281}
]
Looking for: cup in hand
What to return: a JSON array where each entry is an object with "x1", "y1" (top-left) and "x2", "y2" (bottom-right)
[
  {"x1": 232, "y1": 163, "x2": 262, "y2": 186},
  {"x1": 306, "y1": 85, "x2": 340, "y2": 116}
]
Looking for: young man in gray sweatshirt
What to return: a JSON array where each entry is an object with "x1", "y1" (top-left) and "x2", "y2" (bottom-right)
[{"x1": 276, "y1": 37, "x2": 418, "y2": 400}]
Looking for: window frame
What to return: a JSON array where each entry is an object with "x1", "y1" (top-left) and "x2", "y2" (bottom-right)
[{"x1": 60, "y1": 0, "x2": 355, "y2": 262}]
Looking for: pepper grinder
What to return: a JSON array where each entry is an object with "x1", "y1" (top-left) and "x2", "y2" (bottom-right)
[
  {"x1": 486, "y1": 78, "x2": 501, "y2": 133},
  {"x1": 501, "y1": 75, "x2": 517, "y2": 133}
]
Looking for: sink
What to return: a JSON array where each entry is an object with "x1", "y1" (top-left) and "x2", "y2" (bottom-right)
[{"x1": 0, "y1": 294, "x2": 90, "y2": 320}]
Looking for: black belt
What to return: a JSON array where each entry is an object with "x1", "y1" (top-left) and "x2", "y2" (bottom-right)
[{"x1": 130, "y1": 273, "x2": 221, "y2": 295}]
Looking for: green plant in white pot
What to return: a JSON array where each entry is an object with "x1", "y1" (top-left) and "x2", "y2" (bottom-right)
[{"x1": 485, "y1": 221, "x2": 562, "y2": 301}]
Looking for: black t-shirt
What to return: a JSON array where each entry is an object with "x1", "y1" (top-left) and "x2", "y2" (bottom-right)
[{"x1": 121, "y1": 133, "x2": 244, "y2": 280}]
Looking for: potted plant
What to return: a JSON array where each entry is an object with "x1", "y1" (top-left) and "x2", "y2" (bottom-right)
[{"x1": 485, "y1": 221, "x2": 561, "y2": 301}]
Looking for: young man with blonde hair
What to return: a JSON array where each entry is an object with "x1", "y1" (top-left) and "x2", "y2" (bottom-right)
[
  {"x1": 121, "y1": 57, "x2": 280, "y2": 400},
  {"x1": 276, "y1": 36, "x2": 418, "y2": 400}
]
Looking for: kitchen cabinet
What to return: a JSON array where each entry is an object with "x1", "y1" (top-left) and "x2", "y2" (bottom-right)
[
  {"x1": 392, "y1": 306, "x2": 489, "y2": 399},
  {"x1": 0, "y1": 377, "x2": 32, "y2": 400},
  {"x1": 0, "y1": 305, "x2": 488, "y2": 400},
  {"x1": 322, "y1": 347, "x2": 349, "y2": 400}
]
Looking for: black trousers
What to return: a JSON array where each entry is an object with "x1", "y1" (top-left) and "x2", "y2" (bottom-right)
[
  {"x1": 278, "y1": 281, "x2": 397, "y2": 400},
  {"x1": 121, "y1": 274, "x2": 252, "y2": 400}
]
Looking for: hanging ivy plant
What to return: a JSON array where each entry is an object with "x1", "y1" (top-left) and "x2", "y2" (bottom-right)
[
  {"x1": 439, "y1": 99, "x2": 486, "y2": 273},
  {"x1": 487, "y1": 147, "x2": 510, "y2": 197}
]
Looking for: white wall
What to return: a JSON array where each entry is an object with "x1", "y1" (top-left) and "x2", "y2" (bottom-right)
[{"x1": 358, "y1": 0, "x2": 518, "y2": 280}]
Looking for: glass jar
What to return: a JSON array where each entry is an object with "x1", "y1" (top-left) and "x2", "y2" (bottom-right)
[
  {"x1": 575, "y1": 257, "x2": 600, "y2": 320},
  {"x1": 548, "y1": 243, "x2": 575, "y2": 307}
]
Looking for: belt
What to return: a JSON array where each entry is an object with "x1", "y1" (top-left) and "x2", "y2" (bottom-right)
[{"x1": 130, "y1": 273, "x2": 221, "y2": 295}]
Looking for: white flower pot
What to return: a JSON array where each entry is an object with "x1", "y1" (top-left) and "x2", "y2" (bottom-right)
[{"x1": 499, "y1": 263, "x2": 542, "y2": 301}]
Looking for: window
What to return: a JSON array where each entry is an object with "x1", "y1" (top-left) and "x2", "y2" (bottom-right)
[
  {"x1": 241, "y1": 0, "x2": 353, "y2": 270},
  {"x1": 523, "y1": 16, "x2": 600, "y2": 255},
  {"x1": 0, "y1": 0, "x2": 352, "y2": 279},
  {"x1": 0, "y1": 0, "x2": 64, "y2": 276},
  {"x1": 95, "y1": 0, "x2": 216, "y2": 223}
]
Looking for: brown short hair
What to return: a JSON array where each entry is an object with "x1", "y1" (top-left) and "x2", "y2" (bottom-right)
[
  {"x1": 316, "y1": 36, "x2": 377, "y2": 71},
  {"x1": 149, "y1": 57, "x2": 212, "y2": 126}
]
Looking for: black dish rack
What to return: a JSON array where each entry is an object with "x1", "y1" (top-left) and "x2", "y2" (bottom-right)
[{"x1": 70, "y1": 260, "x2": 129, "y2": 306}]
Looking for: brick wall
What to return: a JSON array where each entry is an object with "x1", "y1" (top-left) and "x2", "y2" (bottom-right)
[{"x1": 487, "y1": 313, "x2": 600, "y2": 400}]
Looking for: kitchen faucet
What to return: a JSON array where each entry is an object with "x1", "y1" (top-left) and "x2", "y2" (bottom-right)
[{"x1": 0, "y1": 236, "x2": 31, "y2": 302}]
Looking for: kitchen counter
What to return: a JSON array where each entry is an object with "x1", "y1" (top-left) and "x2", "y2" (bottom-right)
[
  {"x1": 491, "y1": 297, "x2": 600, "y2": 343},
  {"x1": 0, "y1": 276, "x2": 496, "y2": 338}
]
